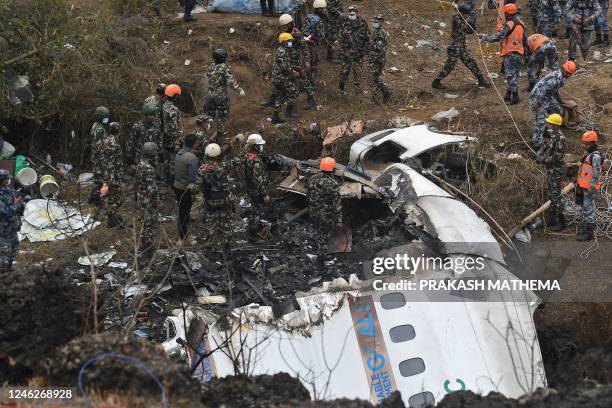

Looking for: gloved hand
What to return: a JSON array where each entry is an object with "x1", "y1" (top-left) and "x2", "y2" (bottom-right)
[{"x1": 239, "y1": 89, "x2": 246, "y2": 97}]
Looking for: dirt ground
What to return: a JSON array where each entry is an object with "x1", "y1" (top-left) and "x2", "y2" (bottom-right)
[{"x1": 2, "y1": 0, "x2": 612, "y2": 405}]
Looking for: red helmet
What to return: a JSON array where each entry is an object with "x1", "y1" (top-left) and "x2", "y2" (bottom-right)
[
  {"x1": 562, "y1": 60, "x2": 577, "y2": 74},
  {"x1": 581, "y1": 131, "x2": 598, "y2": 143},
  {"x1": 503, "y1": 4, "x2": 518, "y2": 15},
  {"x1": 165, "y1": 84, "x2": 182, "y2": 97},
  {"x1": 320, "y1": 157, "x2": 336, "y2": 172}
]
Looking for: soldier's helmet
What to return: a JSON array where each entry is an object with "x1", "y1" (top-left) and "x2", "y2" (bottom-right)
[
  {"x1": 142, "y1": 142, "x2": 159, "y2": 158},
  {"x1": 313, "y1": 0, "x2": 327, "y2": 9},
  {"x1": 0, "y1": 169, "x2": 10, "y2": 180},
  {"x1": 142, "y1": 103, "x2": 157, "y2": 116},
  {"x1": 205, "y1": 143, "x2": 222, "y2": 158},
  {"x1": 94, "y1": 106, "x2": 110, "y2": 121},
  {"x1": 213, "y1": 48, "x2": 227, "y2": 63}
]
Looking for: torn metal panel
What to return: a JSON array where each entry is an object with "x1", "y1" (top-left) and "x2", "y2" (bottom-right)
[
  {"x1": 385, "y1": 164, "x2": 451, "y2": 198},
  {"x1": 349, "y1": 124, "x2": 474, "y2": 166}
]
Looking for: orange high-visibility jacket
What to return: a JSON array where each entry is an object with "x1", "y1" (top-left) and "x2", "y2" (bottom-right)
[
  {"x1": 577, "y1": 152, "x2": 601, "y2": 190},
  {"x1": 502, "y1": 21, "x2": 525, "y2": 55},
  {"x1": 527, "y1": 34, "x2": 550, "y2": 53}
]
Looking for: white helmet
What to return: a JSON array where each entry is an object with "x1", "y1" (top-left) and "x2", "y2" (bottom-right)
[
  {"x1": 313, "y1": 0, "x2": 327, "y2": 9},
  {"x1": 205, "y1": 143, "x2": 222, "y2": 158},
  {"x1": 247, "y1": 133, "x2": 266, "y2": 145},
  {"x1": 279, "y1": 13, "x2": 293, "y2": 26}
]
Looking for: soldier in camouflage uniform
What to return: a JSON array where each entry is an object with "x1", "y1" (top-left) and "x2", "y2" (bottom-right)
[
  {"x1": 271, "y1": 33, "x2": 299, "y2": 124},
  {"x1": 339, "y1": 6, "x2": 370, "y2": 95},
  {"x1": 136, "y1": 142, "x2": 160, "y2": 259},
  {"x1": 433, "y1": 4, "x2": 490, "y2": 90},
  {"x1": 100, "y1": 122, "x2": 124, "y2": 228},
  {"x1": 565, "y1": 0, "x2": 602, "y2": 61},
  {"x1": 194, "y1": 115, "x2": 214, "y2": 158},
  {"x1": 143, "y1": 83, "x2": 165, "y2": 135},
  {"x1": 526, "y1": 34, "x2": 559, "y2": 90},
  {"x1": 594, "y1": 0, "x2": 609, "y2": 46},
  {"x1": 196, "y1": 143, "x2": 233, "y2": 251},
  {"x1": 530, "y1": 0, "x2": 541, "y2": 28},
  {"x1": 239, "y1": 134, "x2": 270, "y2": 240},
  {"x1": 307, "y1": 157, "x2": 342, "y2": 261},
  {"x1": 369, "y1": 15, "x2": 392, "y2": 104},
  {"x1": 162, "y1": 84, "x2": 184, "y2": 182},
  {"x1": 205, "y1": 48, "x2": 245, "y2": 146},
  {"x1": 535, "y1": 113, "x2": 567, "y2": 231},
  {"x1": 462, "y1": 0, "x2": 477, "y2": 29},
  {"x1": 325, "y1": 0, "x2": 343, "y2": 62},
  {"x1": 303, "y1": 1, "x2": 328, "y2": 98},
  {"x1": 151, "y1": 0, "x2": 161, "y2": 16},
  {"x1": 529, "y1": 60, "x2": 576, "y2": 147},
  {"x1": 0, "y1": 170, "x2": 24, "y2": 273},
  {"x1": 538, "y1": 0, "x2": 563, "y2": 36},
  {"x1": 480, "y1": 4, "x2": 527, "y2": 104},
  {"x1": 88, "y1": 106, "x2": 110, "y2": 208},
  {"x1": 128, "y1": 103, "x2": 163, "y2": 166}
]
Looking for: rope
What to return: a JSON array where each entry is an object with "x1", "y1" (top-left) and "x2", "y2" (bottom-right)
[{"x1": 77, "y1": 352, "x2": 169, "y2": 408}]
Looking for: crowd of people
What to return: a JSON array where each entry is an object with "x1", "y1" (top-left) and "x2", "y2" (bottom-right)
[{"x1": 0, "y1": 0, "x2": 608, "y2": 273}]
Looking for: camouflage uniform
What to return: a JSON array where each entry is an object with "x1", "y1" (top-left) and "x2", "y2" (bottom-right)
[
  {"x1": 326, "y1": 0, "x2": 344, "y2": 55},
  {"x1": 565, "y1": 0, "x2": 602, "y2": 60},
  {"x1": 128, "y1": 119, "x2": 162, "y2": 165},
  {"x1": 530, "y1": 0, "x2": 542, "y2": 28},
  {"x1": 293, "y1": 0, "x2": 313, "y2": 30},
  {"x1": 536, "y1": 128, "x2": 566, "y2": 219},
  {"x1": 481, "y1": 20, "x2": 526, "y2": 93},
  {"x1": 90, "y1": 121, "x2": 108, "y2": 205},
  {"x1": 197, "y1": 158, "x2": 233, "y2": 250},
  {"x1": 368, "y1": 24, "x2": 390, "y2": 101},
  {"x1": 239, "y1": 148, "x2": 269, "y2": 235},
  {"x1": 579, "y1": 149, "x2": 602, "y2": 224},
  {"x1": 136, "y1": 158, "x2": 159, "y2": 255},
  {"x1": 205, "y1": 62, "x2": 242, "y2": 139},
  {"x1": 99, "y1": 135, "x2": 124, "y2": 221},
  {"x1": 529, "y1": 70, "x2": 564, "y2": 146},
  {"x1": 539, "y1": 0, "x2": 563, "y2": 35},
  {"x1": 0, "y1": 185, "x2": 24, "y2": 272},
  {"x1": 303, "y1": 13, "x2": 326, "y2": 87},
  {"x1": 527, "y1": 38, "x2": 559, "y2": 86},
  {"x1": 193, "y1": 127, "x2": 212, "y2": 157},
  {"x1": 339, "y1": 16, "x2": 370, "y2": 92},
  {"x1": 594, "y1": 0, "x2": 609, "y2": 34},
  {"x1": 289, "y1": 28, "x2": 314, "y2": 98},
  {"x1": 307, "y1": 171, "x2": 342, "y2": 258},
  {"x1": 272, "y1": 44, "x2": 298, "y2": 116},
  {"x1": 435, "y1": 13, "x2": 483, "y2": 82},
  {"x1": 162, "y1": 100, "x2": 183, "y2": 180},
  {"x1": 465, "y1": 0, "x2": 478, "y2": 28},
  {"x1": 143, "y1": 94, "x2": 163, "y2": 134}
]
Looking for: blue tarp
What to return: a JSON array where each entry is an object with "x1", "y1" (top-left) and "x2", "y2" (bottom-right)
[{"x1": 212, "y1": 0, "x2": 295, "y2": 14}]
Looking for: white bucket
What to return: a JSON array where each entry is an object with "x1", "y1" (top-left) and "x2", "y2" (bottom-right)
[
  {"x1": 15, "y1": 167, "x2": 37, "y2": 186},
  {"x1": 39, "y1": 174, "x2": 59, "y2": 198},
  {"x1": 0, "y1": 141, "x2": 15, "y2": 159}
]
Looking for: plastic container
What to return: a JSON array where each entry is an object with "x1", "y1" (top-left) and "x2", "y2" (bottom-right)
[
  {"x1": 0, "y1": 141, "x2": 15, "y2": 159},
  {"x1": 15, "y1": 167, "x2": 37, "y2": 186},
  {"x1": 15, "y1": 155, "x2": 29, "y2": 173},
  {"x1": 39, "y1": 174, "x2": 59, "y2": 198}
]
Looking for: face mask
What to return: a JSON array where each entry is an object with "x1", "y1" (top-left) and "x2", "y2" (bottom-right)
[
  {"x1": 286, "y1": 41, "x2": 293, "y2": 48},
  {"x1": 349, "y1": 14, "x2": 357, "y2": 21},
  {"x1": 258, "y1": 145, "x2": 264, "y2": 153},
  {"x1": 101, "y1": 117, "x2": 109, "y2": 124},
  {"x1": 372, "y1": 22, "x2": 380, "y2": 29}
]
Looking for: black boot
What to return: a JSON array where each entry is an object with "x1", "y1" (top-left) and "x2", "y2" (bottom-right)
[
  {"x1": 508, "y1": 91, "x2": 520, "y2": 105},
  {"x1": 477, "y1": 74, "x2": 491, "y2": 88},
  {"x1": 527, "y1": 80, "x2": 536, "y2": 92},
  {"x1": 260, "y1": 96, "x2": 275, "y2": 107},
  {"x1": 88, "y1": 186, "x2": 102, "y2": 207},
  {"x1": 285, "y1": 103, "x2": 299, "y2": 118},
  {"x1": 593, "y1": 30, "x2": 602, "y2": 45},
  {"x1": 600, "y1": 33, "x2": 610, "y2": 48},
  {"x1": 577, "y1": 223, "x2": 595, "y2": 241},
  {"x1": 154, "y1": 5, "x2": 161, "y2": 16},
  {"x1": 431, "y1": 78, "x2": 444, "y2": 89},
  {"x1": 304, "y1": 94, "x2": 316, "y2": 110},
  {"x1": 549, "y1": 213, "x2": 567, "y2": 232},
  {"x1": 271, "y1": 111, "x2": 285, "y2": 124},
  {"x1": 504, "y1": 89, "x2": 512, "y2": 102},
  {"x1": 339, "y1": 80, "x2": 346, "y2": 94},
  {"x1": 382, "y1": 87, "x2": 391, "y2": 103}
]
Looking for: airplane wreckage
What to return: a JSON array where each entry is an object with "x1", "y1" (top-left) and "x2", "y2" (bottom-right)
[{"x1": 125, "y1": 125, "x2": 546, "y2": 407}]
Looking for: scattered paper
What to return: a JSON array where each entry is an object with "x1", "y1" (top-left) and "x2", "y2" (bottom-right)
[{"x1": 78, "y1": 250, "x2": 116, "y2": 267}]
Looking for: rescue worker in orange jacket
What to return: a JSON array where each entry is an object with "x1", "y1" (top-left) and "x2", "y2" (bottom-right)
[
  {"x1": 526, "y1": 33, "x2": 559, "y2": 91},
  {"x1": 479, "y1": 3, "x2": 527, "y2": 104},
  {"x1": 575, "y1": 131, "x2": 602, "y2": 241}
]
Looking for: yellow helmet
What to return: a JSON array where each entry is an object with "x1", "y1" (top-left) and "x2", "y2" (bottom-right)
[
  {"x1": 545, "y1": 113, "x2": 563, "y2": 126},
  {"x1": 278, "y1": 32, "x2": 294, "y2": 43}
]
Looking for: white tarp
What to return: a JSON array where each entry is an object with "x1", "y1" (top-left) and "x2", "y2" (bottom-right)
[
  {"x1": 212, "y1": 0, "x2": 294, "y2": 14},
  {"x1": 19, "y1": 199, "x2": 100, "y2": 242}
]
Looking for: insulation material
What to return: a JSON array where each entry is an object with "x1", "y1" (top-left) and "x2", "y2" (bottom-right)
[{"x1": 324, "y1": 120, "x2": 364, "y2": 146}]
